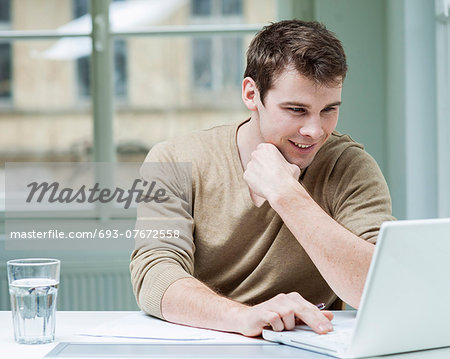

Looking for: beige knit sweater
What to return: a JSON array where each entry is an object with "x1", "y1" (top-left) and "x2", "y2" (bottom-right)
[{"x1": 130, "y1": 121, "x2": 395, "y2": 318}]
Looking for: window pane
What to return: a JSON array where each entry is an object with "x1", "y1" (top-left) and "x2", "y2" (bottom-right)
[
  {"x1": 114, "y1": 36, "x2": 250, "y2": 162},
  {"x1": 73, "y1": 0, "x2": 125, "y2": 19},
  {"x1": 222, "y1": 37, "x2": 243, "y2": 88},
  {"x1": 221, "y1": 0, "x2": 242, "y2": 16},
  {"x1": 11, "y1": 0, "x2": 76, "y2": 31},
  {"x1": 73, "y1": 0, "x2": 88, "y2": 18},
  {"x1": 75, "y1": 39, "x2": 128, "y2": 99},
  {"x1": 0, "y1": 0, "x2": 10, "y2": 22},
  {"x1": 114, "y1": 39, "x2": 128, "y2": 99},
  {"x1": 192, "y1": 0, "x2": 211, "y2": 16},
  {"x1": 111, "y1": 0, "x2": 275, "y2": 30},
  {"x1": 193, "y1": 38, "x2": 213, "y2": 89},
  {"x1": 76, "y1": 55, "x2": 90, "y2": 98},
  {"x1": 0, "y1": 39, "x2": 93, "y2": 164},
  {"x1": 0, "y1": 43, "x2": 11, "y2": 98}
]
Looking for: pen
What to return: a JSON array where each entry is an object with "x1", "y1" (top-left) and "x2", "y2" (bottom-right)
[{"x1": 315, "y1": 303, "x2": 325, "y2": 310}]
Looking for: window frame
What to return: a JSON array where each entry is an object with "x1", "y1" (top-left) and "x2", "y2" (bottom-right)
[
  {"x1": 73, "y1": 0, "x2": 128, "y2": 102},
  {"x1": 436, "y1": 0, "x2": 450, "y2": 217}
]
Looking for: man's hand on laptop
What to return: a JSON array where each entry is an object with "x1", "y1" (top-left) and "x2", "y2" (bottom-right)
[{"x1": 234, "y1": 292, "x2": 334, "y2": 337}]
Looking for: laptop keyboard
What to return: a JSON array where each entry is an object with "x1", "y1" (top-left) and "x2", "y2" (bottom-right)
[
  {"x1": 318, "y1": 329, "x2": 353, "y2": 346},
  {"x1": 287, "y1": 328, "x2": 353, "y2": 351}
]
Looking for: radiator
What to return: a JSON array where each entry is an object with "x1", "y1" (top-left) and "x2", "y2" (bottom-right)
[{"x1": 0, "y1": 260, "x2": 139, "y2": 311}]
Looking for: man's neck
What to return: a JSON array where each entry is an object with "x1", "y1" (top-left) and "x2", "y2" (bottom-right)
[{"x1": 236, "y1": 117, "x2": 264, "y2": 171}]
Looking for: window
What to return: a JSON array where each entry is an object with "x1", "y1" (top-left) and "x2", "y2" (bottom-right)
[
  {"x1": 221, "y1": 0, "x2": 243, "y2": 15},
  {"x1": 0, "y1": 0, "x2": 268, "y2": 171},
  {"x1": 73, "y1": 0, "x2": 88, "y2": 18},
  {"x1": 191, "y1": 0, "x2": 244, "y2": 91},
  {"x1": 0, "y1": 43, "x2": 11, "y2": 99},
  {"x1": 0, "y1": 0, "x2": 10, "y2": 22},
  {"x1": 73, "y1": 0, "x2": 128, "y2": 99},
  {"x1": 192, "y1": 38, "x2": 212, "y2": 88},
  {"x1": 192, "y1": 0, "x2": 211, "y2": 16},
  {"x1": 113, "y1": 39, "x2": 127, "y2": 98},
  {"x1": 0, "y1": 0, "x2": 272, "y2": 244},
  {"x1": 0, "y1": 0, "x2": 11, "y2": 100},
  {"x1": 191, "y1": 0, "x2": 242, "y2": 17}
]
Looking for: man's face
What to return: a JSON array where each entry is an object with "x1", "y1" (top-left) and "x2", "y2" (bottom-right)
[{"x1": 253, "y1": 69, "x2": 342, "y2": 170}]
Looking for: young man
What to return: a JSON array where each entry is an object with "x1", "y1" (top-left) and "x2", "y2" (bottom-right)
[{"x1": 130, "y1": 20, "x2": 394, "y2": 337}]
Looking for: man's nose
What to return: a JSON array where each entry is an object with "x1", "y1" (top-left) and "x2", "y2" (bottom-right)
[{"x1": 298, "y1": 116, "x2": 324, "y2": 139}]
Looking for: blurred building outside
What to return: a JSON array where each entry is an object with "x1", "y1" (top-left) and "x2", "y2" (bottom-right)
[{"x1": 0, "y1": 0, "x2": 276, "y2": 170}]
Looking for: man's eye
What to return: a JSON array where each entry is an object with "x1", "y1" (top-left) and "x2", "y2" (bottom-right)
[
  {"x1": 322, "y1": 107, "x2": 336, "y2": 113},
  {"x1": 289, "y1": 107, "x2": 305, "y2": 113}
]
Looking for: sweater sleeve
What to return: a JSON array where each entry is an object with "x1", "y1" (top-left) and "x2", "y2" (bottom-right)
[
  {"x1": 326, "y1": 145, "x2": 396, "y2": 244},
  {"x1": 130, "y1": 142, "x2": 195, "y2": 319}
]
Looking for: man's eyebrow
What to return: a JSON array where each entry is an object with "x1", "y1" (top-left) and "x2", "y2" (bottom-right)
[
  {"x1": 324, "y1": 101, "x2": 342, "y2": 108},
  {"x1": 280, "y1": 101, "x2": 342, "y2": 108}
]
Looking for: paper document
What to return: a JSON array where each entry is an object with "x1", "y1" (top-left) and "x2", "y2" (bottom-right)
[{"x1": 78, "y1": 312, "x2": 265, "y2": 344}]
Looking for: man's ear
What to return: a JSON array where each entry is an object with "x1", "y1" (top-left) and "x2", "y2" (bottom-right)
[{"x1": 241, "y1": 77, "x2": 259, "y2": 111}]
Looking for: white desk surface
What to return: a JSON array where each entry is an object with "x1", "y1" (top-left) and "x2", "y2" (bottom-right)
[
  {"x1": 1, "y1": 311, "x2": 137, "y2": 359},
  {"x1": 2, "y1": 311, "x2": 450, "y2": 359}
]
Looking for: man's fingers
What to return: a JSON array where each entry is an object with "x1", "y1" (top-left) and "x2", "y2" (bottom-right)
[
  {"x1": 272, "y1": 294, "x2": 322, "y2": 332},
  {"x1": 294, "y1": 306, "x2": 333, "y2": 334},
  {"x1": 294, "y1": 310, "x2": 334, "y2": 326},
  {"x1": 321, "y1": 310, "x2": 334, "y2": 321},
  {"x1": 283, "y1": 293, "x2": 333, "y2": 334},
  {"x1": 253, "y1": 293, "x2": 334, "y2": 335},
  {"x1": 278, "y1": 308, "x2": 296, "y2": 330},
  {"x1": 264, "y1": 312, "x2": 284, "y2": 332}
]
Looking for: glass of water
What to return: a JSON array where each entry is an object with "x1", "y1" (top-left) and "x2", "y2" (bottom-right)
[{"x1": 7, "y1": 258, "x2": 60, "y2": 344}]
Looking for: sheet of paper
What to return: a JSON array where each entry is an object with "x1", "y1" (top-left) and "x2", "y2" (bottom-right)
[{"x1": 78, "y1": 312, "x2": 266, "y2": 344}]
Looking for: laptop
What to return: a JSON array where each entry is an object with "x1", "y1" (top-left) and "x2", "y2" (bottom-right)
[{"x1": 263, "y1": 218, "x2": 450, "y2": 358}]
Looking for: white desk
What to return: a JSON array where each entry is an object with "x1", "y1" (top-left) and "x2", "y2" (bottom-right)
[
  {"x1": 1, "y1": 311, "x2": 450, "y2": 359},
  {"x1": 0, "y1": 311, "x2": 137, "y2": 359}
]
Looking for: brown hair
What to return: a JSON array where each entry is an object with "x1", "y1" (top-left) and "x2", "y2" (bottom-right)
[{"x1": 244, "y1": 20, "x2": 347, "y2": 104}]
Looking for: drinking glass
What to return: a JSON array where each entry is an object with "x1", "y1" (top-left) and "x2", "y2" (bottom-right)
[{"x1": 7, "y1": 258, "x2": 60, "y2": 344}]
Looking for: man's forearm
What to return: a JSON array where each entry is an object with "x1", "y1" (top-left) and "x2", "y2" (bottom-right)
[
  {"x1": 161, "y1": 277, "x2": 247, "y2": 333},
  {"x1": 268, "y1": 179, "x2": 375, "y2": 308},
  {"x1": 161, "y1": 276, "x2": 335, "y2": 336}
]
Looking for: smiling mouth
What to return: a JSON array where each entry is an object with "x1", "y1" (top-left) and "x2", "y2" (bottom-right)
[{"x1": 290, "y1": 141, "x2": 314, "y2": 149}]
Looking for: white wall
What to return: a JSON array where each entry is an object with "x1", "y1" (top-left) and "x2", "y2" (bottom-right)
[
  {"x1": 386, "y1": 0, "x2": 438, "y2": 219},
  {"x1": 314, "y1": 0, "x2": 387, "y2": 176},
  {"x1": 314, "y1": 0, "x2": 439, "y2": 220}
]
